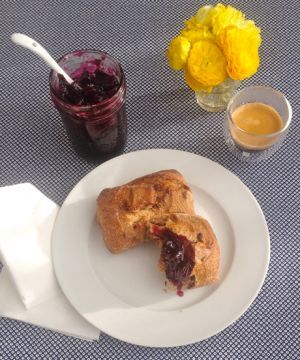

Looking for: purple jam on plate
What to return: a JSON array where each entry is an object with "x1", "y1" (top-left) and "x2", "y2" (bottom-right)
[{"x1": 153, "y1": 226, "x2": 195, "y2": 296}]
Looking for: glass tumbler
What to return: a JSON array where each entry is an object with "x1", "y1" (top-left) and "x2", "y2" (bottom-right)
[
  {"x1": 224, "y1": 86, "x2": 292, "y2": 163},
  {"x1": 49, "y1": 50, "x2": 127, "y2": 160}
]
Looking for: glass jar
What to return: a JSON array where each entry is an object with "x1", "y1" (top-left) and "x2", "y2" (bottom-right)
[
  {"x1": 195, "y1": 78, "x2": 240, "y2": 112},
  {"x1": 49, "y1": 50, "x2": 127, "y2": 160}
]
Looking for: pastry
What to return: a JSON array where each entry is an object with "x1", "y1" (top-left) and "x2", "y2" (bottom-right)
[
  {"x1": 149, "y1": 213, "x2": 220, "y2": 294},
  {"x1": 97, "y1": 170, "x2": 195, "y2": 253}
]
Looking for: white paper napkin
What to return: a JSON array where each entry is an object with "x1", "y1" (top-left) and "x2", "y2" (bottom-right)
[{"x1": 0, "y1": 183, "x2": 100, "y2": 340}]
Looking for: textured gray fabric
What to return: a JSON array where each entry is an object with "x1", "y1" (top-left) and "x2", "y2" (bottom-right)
[{"x1": 0, "y1": 0, "x2": 299, "y2": 359}]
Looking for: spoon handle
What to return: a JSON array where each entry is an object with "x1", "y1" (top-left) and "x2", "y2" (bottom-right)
[{"x1": 11, "y1": 33, "x2": 74, "y2": 84}]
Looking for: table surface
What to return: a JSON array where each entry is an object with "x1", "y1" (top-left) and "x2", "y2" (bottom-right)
[{"x1": 0, "y1": 0, "x2": 299, "y2": 359}]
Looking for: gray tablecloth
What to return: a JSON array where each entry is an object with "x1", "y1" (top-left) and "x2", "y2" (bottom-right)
[{"x1": 0, "y1": 0, "x2": 299, "y2": 359}]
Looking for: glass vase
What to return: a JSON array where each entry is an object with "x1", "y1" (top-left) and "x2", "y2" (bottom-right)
[{"x1": 195, "y1": 78, "x2": 240, "y2": 112}]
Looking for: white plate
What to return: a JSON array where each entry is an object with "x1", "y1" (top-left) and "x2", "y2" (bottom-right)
[{"x1": 52, "y1": 149, "x2": 270, "y2": 347}]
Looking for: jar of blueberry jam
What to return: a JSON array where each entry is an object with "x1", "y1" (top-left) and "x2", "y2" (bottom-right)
[{"x1": 49, "y1": 50, "x2": 127, "y2": 160}]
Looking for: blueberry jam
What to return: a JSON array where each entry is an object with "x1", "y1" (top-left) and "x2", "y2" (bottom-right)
[
  {"x1": 49, "y1": 50, "x2": 127, "y2": 161},
  {"x1": 153, "y1": 227, "x2": 195, "y2": 296},
  {"x1": 57, "y1": 69, "x2": 120, "y2": 106}
]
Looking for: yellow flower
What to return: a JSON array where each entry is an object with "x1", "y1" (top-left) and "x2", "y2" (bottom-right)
[
  {"x1": 239, "y1": 20, "x2": 262, "y2": 47},
  {"x1": 167, "y1": 36, "x2": 191, "y2": 70},
  {"x1": 219, "y1": 25, "x2": 261, "y2": 80},
  {"x1": 180, "y1": 27, "x2": 214, "y2": 44},
  {"x1": 184, "y1": 16, "x2": 203, "y2": 30},
  {"x1": 187, "y1": 40, "x2": 227, "y2": 87},
  {"x1": 166, "y1": 3, "x2": 261, "y2": 88},
  {"x1": 195, "y1": 5, "x2": 214, "y2": 26},
  {"x1": 184, "y1": 5, "x2": 214, "y2": 29},
  {"x1": 184, "y1": 69, "x2": 213, "y2": 92},
  {"x1": 211, "y1": 4, "x2": 245, "y2": 37},
  {"x1": 184, "y1": 5, "x2": 214, "y2": 30}
]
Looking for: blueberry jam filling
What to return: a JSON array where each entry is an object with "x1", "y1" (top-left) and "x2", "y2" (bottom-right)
[
  {"x1": 57, "y1": 69, "x2": 120, "y2": 106},
  {"x1": 153, "y1": 227, "x2": 195, "y2": 296}
]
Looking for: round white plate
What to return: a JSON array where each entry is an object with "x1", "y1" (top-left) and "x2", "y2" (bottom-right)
[{"x1": 52, "y1": 149, "x2": 270, "y2": 347}]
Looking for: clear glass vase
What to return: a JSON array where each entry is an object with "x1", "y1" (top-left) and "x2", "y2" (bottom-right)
[{"x1": 195, "y1": 78, "x2": 241, "y2": 112}]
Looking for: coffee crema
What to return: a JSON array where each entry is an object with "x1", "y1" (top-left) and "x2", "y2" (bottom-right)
[{"x1": 230, "y1": 102, "x2": 284, "y2": 150}]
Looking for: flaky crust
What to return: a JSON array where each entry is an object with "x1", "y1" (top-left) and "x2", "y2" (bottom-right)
[
  {"x1": 97, "y1": 170, "x2": 195, "y2": 253},
  {"x1": 149, "y1": 213, "x2": 220, "y2": 289}
]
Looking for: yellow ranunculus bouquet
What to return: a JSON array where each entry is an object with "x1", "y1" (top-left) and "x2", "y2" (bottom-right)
[{"x1": 167, "y1": 3, "x2": 262, "y2": 93}]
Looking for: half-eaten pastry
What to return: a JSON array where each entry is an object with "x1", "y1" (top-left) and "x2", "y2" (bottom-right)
[
  {"x1": 149, "y1": 213, "x2": 220, "y2": 295},
  {"x1": 97, "y1": 170, "x2": 195, "y2": 253}
]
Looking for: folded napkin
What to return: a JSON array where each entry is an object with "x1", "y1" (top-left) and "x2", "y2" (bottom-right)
[{"x1": 0, "y1": 183, "x2": 100, "y2": 340}]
